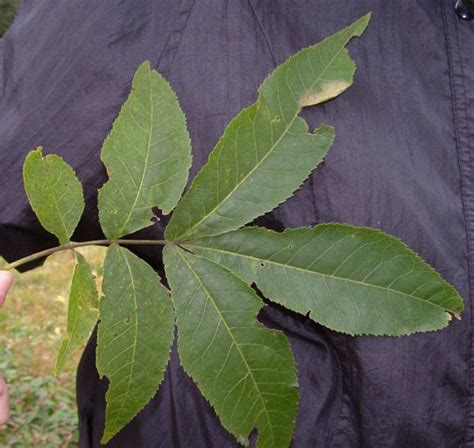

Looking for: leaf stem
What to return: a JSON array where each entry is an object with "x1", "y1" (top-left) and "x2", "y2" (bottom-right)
[{"x1": 4, "y1": 239, "x2": 167, "y2": 271}]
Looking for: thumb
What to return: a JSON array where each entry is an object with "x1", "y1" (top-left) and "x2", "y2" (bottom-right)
[
  {"x1": 0, "y1": 271, "x2": 13, "y2": 426},
  {"x1": 0, "y1": 271, "x2": 13, "y2": 307}
]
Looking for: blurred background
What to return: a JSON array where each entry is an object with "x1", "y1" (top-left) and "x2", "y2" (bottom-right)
[
  {"x1": 1, "y1": 3, "x2": 105, "y2": 447},
  {"x1": 1, "y1": 245, "x2": 108, "y2": 447},
  {"x1": 1, "y1": 247, "x2": 106, "y2": 447}
]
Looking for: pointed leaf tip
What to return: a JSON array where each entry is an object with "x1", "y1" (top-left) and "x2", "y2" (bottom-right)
[
  {"x1": 187, "y1": 224, "x2": 464, "y2": 337},
  {"x1": 97, "y1": 245, "x2": 174, "y2": 443},
  {"x1": 55, "y1": 252, "x2": 98, "y2": 375},
  {"x1": 166, "y1": 15, "x2": 370, "y2": 241},
  {"x1": 98, "y1": 61, "x2": 192, "y2": 239},
  {"x1": 164, "y1": 246, "x2": 298, "y2": 448}
]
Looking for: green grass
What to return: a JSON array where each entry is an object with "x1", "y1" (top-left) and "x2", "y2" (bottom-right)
[
  {"x1": 1, "y1": 2, "x2": 105, "y2": 446},
  {"x1": 0, "y1": 0, "x2": 18, "y2": 37},
  {"x1": 0, "y1": 247, "x2": 106, "y2": 447}
]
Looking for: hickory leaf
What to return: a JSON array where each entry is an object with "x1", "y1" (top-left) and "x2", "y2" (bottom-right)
[
  {"x1": 186, "y1": 224, "x2": 464, "y2": 336},
  {"x1": 165, "y1": 13, "x2": 370, "y2": 242},
  {"x1": 12, "y1": 13, "x2": 467, "y2": 448},
  {"x1": 56, "y1": 252, "x2": 99, "y2": 374},
  {"x1": 164, "y1": 246, "x2": 298, "y2": 448},
  {"x1": 97, "y1": 244, "x2": 174, "y2": 443},
  {"x1": 23, "y1": 147, "x2": 84, "y2": 245},
  {"x1": 98, "y1": 61, "x2": 192, "y2": 239}
]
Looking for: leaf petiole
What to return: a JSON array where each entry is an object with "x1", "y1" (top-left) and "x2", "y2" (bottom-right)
[{"x1": 4, "y1": 239, "x2": 168, "y2": 271}]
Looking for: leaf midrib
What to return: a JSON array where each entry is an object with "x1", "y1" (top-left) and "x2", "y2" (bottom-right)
[
  {"x1": 114, "y1": 248, "x2": 139, "y2": 423},
  {"x1": 117, "y1": 68, "x2": 154, "y2": 238},
  {"x1": 176, "y1": 249, "x2": 276, "y2": 446},
  {"x1": 58, "y1": 271, "x2": 81, "y2": 370},
  {"x1": 57, "y1": 264, "x2": 98, "y2": 372},
  {"x1": 187, "y1": 244, "x2": 457, "y2": 314},
  {"x1": 44, "y1": 157, "x2": 70, "y2": 244},
  {"x1": 175, "y1": 39, "x2": 350, "y2": 241}
]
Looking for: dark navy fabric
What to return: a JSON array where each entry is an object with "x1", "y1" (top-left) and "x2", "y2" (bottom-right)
[{"x1": 1, "y1": 1, "x2": 473, "y2": 446}]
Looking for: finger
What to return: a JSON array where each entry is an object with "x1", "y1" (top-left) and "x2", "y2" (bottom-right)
[
  {"x1": 0, "y1": 272, "x2": 14, "y2": 425},
  {"x1": 0, "y1": 271, "x2": 13, "y2": 307},
  {"x1": 0, "y1": 377, "x2": 9, "y2": 425}
]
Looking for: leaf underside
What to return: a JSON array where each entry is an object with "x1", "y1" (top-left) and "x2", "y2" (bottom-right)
[
  {"x1": 23, "y1": 147, "x2": 84, "y2": 245},
  {"x1": 187, "y1": 224, "x2": 464, "y2": 336},
  {"x1": 56, "y1": 252, "x2": 99, "y2": 374},
  {"x1": 21, "y1": 11, "x2": 466, "y2": 448},
  {"x1": 165, "y1": 13, "x2": 371, "y2": 242},
  {"x1": 98, "y1": 61, "x2": 192, "y2": 239},
  {"x1": 164, "y1": 246, "x2": 298, "y2": 448},
  {"x1": 97, "y1": 245, "x2": 174, "y2": 443}
]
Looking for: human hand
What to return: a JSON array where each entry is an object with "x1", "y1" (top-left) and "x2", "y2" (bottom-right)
[{"x1": 0, "y1": 271, "x2": 13, "y2": 425}]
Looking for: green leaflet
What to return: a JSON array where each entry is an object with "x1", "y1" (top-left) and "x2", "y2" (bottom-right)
[
  {"x1": 56, "y1": 252, "x2": 99, "y2": 375},
  {"x1": 98, "y1": 61, "x2": 192, "y2": 239},
  {"x1": 165, "y1": 13, "x2": 370, "y2": 241},
  {"x1": 18, "y1": 13, "x2": 468, "y2": 447},
  {"x1": 186, "y1": 224, "x2": 464, "y2": 336},
  {"x1": 23, "y1": 147, "x2": 84, "y2": 245},
  {"x1": 164, "y1": 246, "x2": 298, "y2": 448},
  {"x1": 97, "y1": 245, "x2": 174, "y2": 443}
]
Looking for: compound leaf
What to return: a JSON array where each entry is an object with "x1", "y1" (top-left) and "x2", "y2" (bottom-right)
[
  {"x1": 166, "y1": 13, "x2": 370, "y2": 241},
  {"x1": 23, "y1": 147, "x2": 84, "y2": 245},
  {"x1": 56, "y1": 252, "x2": 99, "y2": 375},
  {"x1": 187, "y1": 224, "x2": 464, "y2": 336},
  {"x1": 97, "y1": 244, "x2": 174, "y2": 443},
  {"x1": 98, "y1": 61, "x2": 192, "y2": 239},
  {"x1": 164, "y1": 246, "x2": 298, "y2": 448}
]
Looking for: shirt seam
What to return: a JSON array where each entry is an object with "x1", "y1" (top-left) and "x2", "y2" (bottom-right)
[{"x1": 440, "y1": 1, "x2": 474, "y2": 446}]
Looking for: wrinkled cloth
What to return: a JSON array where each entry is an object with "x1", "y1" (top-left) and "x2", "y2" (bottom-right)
[{"x1": 1, "y1": 1, "x2": 473, "y2": 446}]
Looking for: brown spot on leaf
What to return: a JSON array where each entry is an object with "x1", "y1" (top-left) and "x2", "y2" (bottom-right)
[{"x1": 299, "y1": 80, "x2": 349, "y2": 107}]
